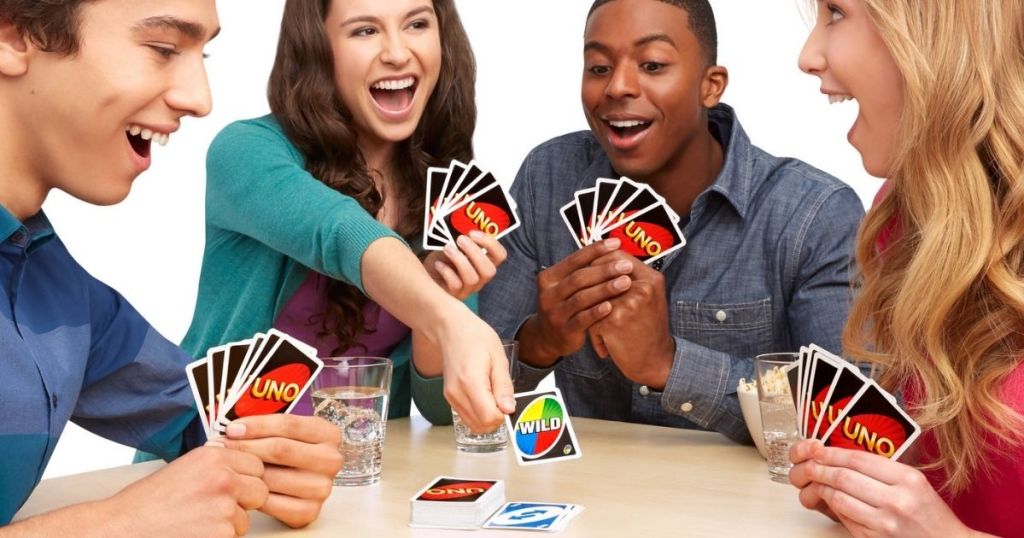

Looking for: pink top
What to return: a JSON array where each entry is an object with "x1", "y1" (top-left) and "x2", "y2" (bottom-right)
[
  {"x1": 273, "y1": 272, "x2": 409, "y2": 415},
  {"x1": 874, "y1": 181, "x2": 1024, "y2": 534},
  {"x1": 917, "y1": 365, "x2": 1024, "y2": 536}
]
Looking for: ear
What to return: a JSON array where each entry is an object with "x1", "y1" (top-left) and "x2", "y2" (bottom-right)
[
  {"x1": 700, "y1": 65, "x2": 728, "y2": 109},
  {"x1": 0, "y1": 18, "x2": 31, "y2": 77}
]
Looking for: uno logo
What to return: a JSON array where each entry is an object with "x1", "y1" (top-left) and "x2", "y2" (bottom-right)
[
  {"x1": 513, "y1": 395, "x2": 566, "y2": 459},
  {"x1": 420, "y1": 481, "x2": 493, "y2": 501},
  {"x1": 824, "y1": 413, "x2": 907, "y2": 458},
  {"x1": 608, "y1": 220, "x2": 673, "y2": 258},
  {"x1": 233, "y1": 364, "x2": 312, "y2": 416},
  {"x1": 451, "y1": 201, "x2": 510, "y2": 236}
]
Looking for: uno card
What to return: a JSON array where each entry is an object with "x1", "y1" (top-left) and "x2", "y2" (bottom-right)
[
  {"x1": 573, "y1": 188, "x2": 598, "y2": 244},
  {"x1": 811, "y1": 365, "x2": 868, "y2": 440},
  {"x1": 440, "y1": 181, "x2": 520, "y2": 239},
  {"x1": 505, "y1": 388, "x2": 582, "y2": 466},
  {"x1": 802, "y1": 349, "x2": 843, "y2": 438},
  {"x1": 560, "y1": 199, "x2": 587, "y2": 249},
  {"x1": 787, "y1": 346, "x2": 807, "y2": 415},
  {"x1": 411, "y1": 477, "x2": 499, "y2": 504},
  {"x1": 423, "y1": 166, "x2": 450, "y2": 250},
  {"x1": 220, "y1": 333, "x2": 323, "y2": 423},
  {"x1": 185, "y1": 357, "x2": 213, "y2": 436},
  {"x1": 819, "y1": 381, "x2": 921, "y2": 461},
  {"x1": 600, "y1": 202, "x2": 686, "y2": 265},
  {"x1": 597, "y1": 177, "x2": 642, "y2": 230},
  {"x1": 483, "y1": 502, "x2": 576, "y2": 531},
  {"x1": 590, "y1": 178, "x2": 620, "y2": 234},
  {"x1": 205, "y1": 347, "x2": 227, "y2": 433}
]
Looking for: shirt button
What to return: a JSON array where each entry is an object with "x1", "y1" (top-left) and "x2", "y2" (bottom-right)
[
  {"x1": 715, "y1": 310, "x2": 728, "y2": 322},
  {"x1": 10, "y1": 230, "x2": 25, "y2": 244},
  {"x1": 680, "y1": 401, "x2": 694, "y2": 413},
  {"x1": 51, "y1": 394, "x2": 58, "y2": 408},
  {"x1": 639, "y1": 385, "x2": 650, "y2": 396}
]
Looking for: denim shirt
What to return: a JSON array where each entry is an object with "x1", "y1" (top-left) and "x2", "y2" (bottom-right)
[{"x1": 480, "y1": 104, "x2": 864, "y2": 443}]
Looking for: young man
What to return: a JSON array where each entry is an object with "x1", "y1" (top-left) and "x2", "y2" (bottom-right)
[
  {"x1": 0, "y1": 1, "x2": 340, "y2": 534},
  {"x1": 480, "y1": 0, "x2": 864, "y2": 443}
]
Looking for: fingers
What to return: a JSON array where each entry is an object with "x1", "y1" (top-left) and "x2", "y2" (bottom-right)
[
  {"x1": 549, "y1": 261, "x2": 634, "y2": 305},
  {"x1": 444, "y1": 375, "x2": 504, "y2": 433},
  {"x1": 233, "y1": 505, "x2": 250, "y2": 537},
  {"x1": 234, "y1": 474, "x2": 270, "y2": 511},
  {"x1": 259, "y1": 492, "x2": 324, "y2": 530},
  {"x1": 542, "y1": 238, "x2": 622, "y2": 284},
  {"x1": 808, "y1": 461, "x2": 889, "y2": 508},
  {"x1": 467, "y1": 230, "x2": 507, "y2": 267},
  {"x1": 489, "y1": 351, "x2": 516, "y2": 414},
  {"x1": 262, "y1": 464, "x2": 334, "y2": 501},
  {"x1": 818, "y1": 484, "x2": 878, "y2": 529},
  {"x1": 789, "y1": 439, "x2": 819, "y2": 466},
  {"x1": 442, "y1": 242, "x2": 479, "y2": 289},
  {"x1": 811, "y1": 445, "x2": 904, "y2": 485},
  {"x1": 433, "y1": 259, "x2": 464, "y2": 293},
  {"x1": 588, "y1": 329, "x2": 609, "y2": 358},
  {"x1": 222, "y1": 437, "x2": 343, "y2": 477},
  {"x1": 229, "y1": 414, "x2": 341, "y2": 445}
]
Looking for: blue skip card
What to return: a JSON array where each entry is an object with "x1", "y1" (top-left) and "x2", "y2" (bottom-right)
[{"x1": 482, "y1": 502, "x2": 582, "y2": 531}]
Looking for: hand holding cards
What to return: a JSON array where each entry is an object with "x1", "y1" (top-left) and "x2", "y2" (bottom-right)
[
  {"x1": 423, "y1": 159, "x2": 520, "y2": 250},
  {"x1": 186, "y1": 328, "x2": 323, "y2": 438},
  {"x1": 561, "y1": 176, "x2": 685, "y2": 265},
  {"x1": 788, "y1": 345, "x2": 921, "y2": 461}
]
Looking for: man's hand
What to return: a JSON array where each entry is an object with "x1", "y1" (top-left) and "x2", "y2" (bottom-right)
[
  {"x1": 221, "y1": 414, "x2": 342, "y2": 529},
  {"x1": 517, "y1": 238, "x2": 634, "y2": 367},
  {"x1": 107, "y1": 445, "x2": 268, "y2": 537},
  {"x1": 587, "y1": 251, "x2": 675, "y2": 389}
]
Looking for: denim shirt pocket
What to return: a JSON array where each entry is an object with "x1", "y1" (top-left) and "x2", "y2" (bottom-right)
[{"x1": 674, "y1": 298, "x2": 774, "y2": 358}]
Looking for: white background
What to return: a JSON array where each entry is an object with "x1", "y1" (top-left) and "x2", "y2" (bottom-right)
[{"x1": 43, "y1": 0, "x2": 879, "y2": 478}]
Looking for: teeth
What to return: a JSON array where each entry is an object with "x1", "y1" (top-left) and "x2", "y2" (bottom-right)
[
  {"x1": 828, "y1": 94, "x2": 855, "y2": 104},
  {"x1": 371, "y1": 77, "x2": 415, "y2": 91},
  {"x1": 608, "y1": 120, "x2": 649, "y2": 128},
  {"x1": 126, "y1": 124, "x2": 171, "y2": 146}
]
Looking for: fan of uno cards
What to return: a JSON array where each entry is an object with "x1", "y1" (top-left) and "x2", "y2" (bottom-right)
[
  {"x1": 185, "y1": 328, "x2": 324, "y2": 438},
  {"x1": 785, "y1": 344, "x2": 921, "y2": 461},
  {"x1": 422, "y1": 160, "x2": 520, "y2": 250},
  {"x1": 561, "y1": 176, "x2": 686, "y2": 265}
]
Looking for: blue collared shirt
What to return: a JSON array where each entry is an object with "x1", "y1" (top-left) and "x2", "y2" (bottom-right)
[
  {"x1": 480, "y1": 104, "x2": 864, "y2": 443},
  {"x1": 0, "y1": 207, "x2": 202, "y2": 524}
]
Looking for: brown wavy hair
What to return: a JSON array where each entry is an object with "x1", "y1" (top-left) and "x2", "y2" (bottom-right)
[
  {"x1": 839, "y1": 0, "x2": 1024, "y2": 495},
  {"x1": 268, "y1": 0, "x2": 475, "y2": 354}
]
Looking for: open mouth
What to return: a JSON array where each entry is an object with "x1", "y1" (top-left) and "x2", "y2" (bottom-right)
[
  {"x1": 606, "y1": 119, "x2": 652, "y2": 138},
  {"x1": 369, "y1": 76, "x2": 418, "y2": 113},
  {"x1": 127, "y1": 132, "x2": 151, "y2": 159},
  {"x1": 125, "y1": 125, "x2": 170, "y2": 160}
]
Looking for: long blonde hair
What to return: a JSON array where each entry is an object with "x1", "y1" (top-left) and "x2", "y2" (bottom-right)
[{"x1": 842, "y1": 0, "x2": 1024, "y2": 494}]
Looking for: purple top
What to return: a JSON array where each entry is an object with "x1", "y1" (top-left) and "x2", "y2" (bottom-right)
[{"x1": 274, "y1": 272, "x2": 409, "y2": 415}]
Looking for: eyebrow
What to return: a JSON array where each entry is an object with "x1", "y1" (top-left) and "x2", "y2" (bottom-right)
[
  {"x1": 584, "y1": 33, "x2": 678, "y2": 54},
  {"x1": 132, "y1": 16, "x2": 220, "y2": 41},
  {"x1": 340, "y1": 5, "x2": 435, "y2": 27}
]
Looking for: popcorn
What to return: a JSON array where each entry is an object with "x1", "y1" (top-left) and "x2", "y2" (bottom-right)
[{"x1": 739, "y1": 365, "x2": 792, "y2": 396}]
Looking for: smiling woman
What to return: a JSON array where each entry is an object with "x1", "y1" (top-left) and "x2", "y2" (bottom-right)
[{"x1": 180, "y1": 0, "x2": 516, "y2": 438}]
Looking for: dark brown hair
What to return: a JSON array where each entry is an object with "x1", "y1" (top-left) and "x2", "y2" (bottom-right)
[
  {"x1": 268, "y1": 0, "x2": 476, "y2": 354},
  {"x1": 0, "y1": 0, "x2": 94, "y2": 55}
]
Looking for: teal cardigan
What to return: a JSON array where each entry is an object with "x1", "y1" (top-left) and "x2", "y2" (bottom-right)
[{"x1": 181, "y1": 115, "x2": 453, "y2": 425}]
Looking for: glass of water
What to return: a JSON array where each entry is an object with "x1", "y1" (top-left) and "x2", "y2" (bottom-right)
[
  {"x1": 754, "y1": 352, "x2": 799, "y2": 484},
  {"x1": 452, "y1": 340, "x2": 519, "y2": 452},
  {"x1": 312, "y1": 356, "x2": 392, "y2": 486}
]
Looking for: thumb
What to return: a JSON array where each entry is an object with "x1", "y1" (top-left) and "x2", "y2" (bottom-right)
[{"x1": 490, "y1": 353, "x2": 516, "y2": 414}]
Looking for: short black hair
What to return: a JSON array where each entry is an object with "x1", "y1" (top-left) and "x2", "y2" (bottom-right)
[{"x1": 587, "y1": 0, "x2": 718, "y2": 65}]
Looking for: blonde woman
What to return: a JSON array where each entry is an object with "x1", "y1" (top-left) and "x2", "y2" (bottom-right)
[{"x1": 789, "y1": 1, "x2": 1024, "y2": 536}]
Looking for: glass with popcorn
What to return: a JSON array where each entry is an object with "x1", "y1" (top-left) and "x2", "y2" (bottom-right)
[
  {"x1": 312, "y1": 356, "x2": 392, "y2": 486},
  {"x1": 452, "y1": 340, "x2": 519, "y2": 452},
  {"x1": 754, "y1": 352, "x2": 800, "y2": 483}
]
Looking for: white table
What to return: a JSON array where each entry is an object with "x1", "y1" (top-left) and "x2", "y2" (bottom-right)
[{"x1": 17, "y1": 417, "x2": 847, "y2": 536}]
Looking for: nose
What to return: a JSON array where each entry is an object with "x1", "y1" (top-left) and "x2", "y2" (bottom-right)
[
  {"x1": 380, "y1": 31, "x2": 412, "y2": 67},
  {"x1": 606, "y1": 63, "x2": 640, "y2": 100},
  {"x1": 798, "y1": 25, "x2": 827, "y2": 76},
  {"x1": 165, "y1": 54, "x2": 213, "y2": 118}
]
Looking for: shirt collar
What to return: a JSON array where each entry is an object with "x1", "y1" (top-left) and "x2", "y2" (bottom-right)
[
  {"x1": 0, "y1": 204, "x2": 55, "y2": 249},
  {"x1": 704, "y1": 103, "x2": 756, "y2": 220}
]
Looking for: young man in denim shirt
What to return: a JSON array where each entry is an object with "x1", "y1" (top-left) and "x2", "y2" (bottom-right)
[{"x1": 480, "y1": 0, "x2": 864, "y2": 443}]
